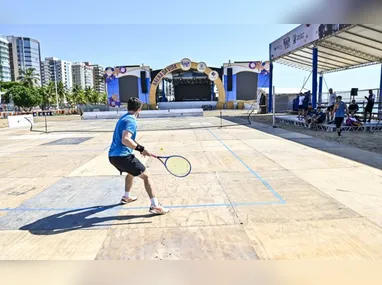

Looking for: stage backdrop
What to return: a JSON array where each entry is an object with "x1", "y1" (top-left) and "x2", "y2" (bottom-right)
[
  {"x1": 223, "y1": 61, "x2": 270, "y2": 101},
  {"x1": 104, "y1": 66, "x2": 151, "y2": 107}
]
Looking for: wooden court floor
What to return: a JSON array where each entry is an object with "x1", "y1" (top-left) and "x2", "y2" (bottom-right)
[{"x1": 0, "y1": 117, "x2": 381, "y2": 260}]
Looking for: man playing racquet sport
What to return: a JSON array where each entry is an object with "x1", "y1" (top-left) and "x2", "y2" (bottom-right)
[{"x1": 108, "y1": 97, "x2": 170, "y2": 215}]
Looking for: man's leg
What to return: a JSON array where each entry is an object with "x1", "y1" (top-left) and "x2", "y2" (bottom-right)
[
  {"x1": 335, "y1": 117, "x2": 343, "y2": 137},
  {"x1": 368, "y1": 107, "x2": 373, "y2": 122},
  {"x1": 139, "y1": 172, "x2": 169, "y2": 214},
  {"x1": 120, "y1": 174, "x2": 138, "y2": 204}
]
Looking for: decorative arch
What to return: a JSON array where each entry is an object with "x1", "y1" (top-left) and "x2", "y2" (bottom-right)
[{"x1": 149, "y1": 59, "x2": 226, "y2": 107}]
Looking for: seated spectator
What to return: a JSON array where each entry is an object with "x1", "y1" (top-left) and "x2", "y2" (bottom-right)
[
  {"x1": 346, "y1": 111, "x2": 363, "y2": 127},
  {"x1": 310, "y1": 106, "x2": 326, "y2": 129},
  {"x1": 348, "y1": 99, "x2": 359, "y2": 114},
  {"x1": 304, "y1": 103, "x2": 316, "y2": 125}
]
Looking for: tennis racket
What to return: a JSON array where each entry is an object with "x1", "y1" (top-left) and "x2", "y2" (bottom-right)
[{"x1": 151, "y1": 154, "x2": 192, "y2": 177}]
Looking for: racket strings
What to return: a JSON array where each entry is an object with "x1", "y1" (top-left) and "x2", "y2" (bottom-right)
[{"x1": 165, "y1": 156, "x2": 191, "y2": 177}]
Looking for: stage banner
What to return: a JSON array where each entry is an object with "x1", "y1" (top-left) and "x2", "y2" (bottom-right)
[
  {"x1": 223, "y1": 61, "x2": 270, "y2": 101},
  {"x1": 270, "y1": 24, "x2": 351, "y2": 60},
  {"x1": 105, "y1": 67, "x2": 121, "y2": 107}
]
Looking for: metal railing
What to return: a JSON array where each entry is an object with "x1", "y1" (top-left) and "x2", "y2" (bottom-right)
[{"x1": 319, "y1": 88, "x2": 380, "y2": 104}]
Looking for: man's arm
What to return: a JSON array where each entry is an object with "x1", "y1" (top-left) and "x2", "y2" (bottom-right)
[
  {"x1": 122, "y1": 130, "x2": 138, "y2": 149},
  {"x1": 332, "y1": 103, "x2": 337, "y2": 117},
  {"x1": 121, "y1": 130, "x2": 151, "y2": 156}
]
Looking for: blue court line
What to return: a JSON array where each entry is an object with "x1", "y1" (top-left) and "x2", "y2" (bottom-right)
[
  {"x1": 207, "y1": 129, "x2": 286, "y2": 204},
  {"x1": 0, "y1": 200, "x2": 284, "y2": 213}
]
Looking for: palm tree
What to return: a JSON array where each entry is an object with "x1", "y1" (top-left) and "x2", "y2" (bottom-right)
[
  {"x1": 84, "y1": 86, "x2": 93, "y2": 104},
  {"x1": 71, "y1": 85, "x2": 86, "y2": 105},
  {"x1": 38, "y1": 86, "x2": 54, "y2": 110},
  {"x1": 57, "y1": 81, "x2": 66, "y2": 105},
  {"x1": 46, "y1": 81, "x2": 58, "y2": 108},
  {"x1": 17, "y1": 68, "x2": 40, "y2": 88}
]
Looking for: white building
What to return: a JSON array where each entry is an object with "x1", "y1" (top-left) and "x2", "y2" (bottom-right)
[
  {"x1": 41, "y1": 57, "x2": 72, "y2": 90},
  {"x1": 0, "y1": 37, "x2": 11, "y2": 82},
  {"x1": 72, "y1": 62, "x2": 94, "y2": 89},
  {"x1": 84, "y1": 63, "x2": 94, "y2": 89},
  {"x1": 90, "y1": 64, "x2": 105, "y2": 93}
]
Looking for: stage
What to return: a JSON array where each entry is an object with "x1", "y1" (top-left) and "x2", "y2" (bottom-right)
[{"x1": 275, "y1": 115, "x2": 382, "y2": 132}]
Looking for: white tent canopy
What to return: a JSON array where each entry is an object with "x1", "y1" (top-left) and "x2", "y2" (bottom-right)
[{"x1": 273, "y1": 24, "x2": 382, "y2": 74}]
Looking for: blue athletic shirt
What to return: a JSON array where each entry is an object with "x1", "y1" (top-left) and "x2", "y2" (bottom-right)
[
  {"x1": 335, "y1": 101, "x2": 346, "y2": 118},
  {"x1": 108, "y1": 113, "x2": 137, "y2": 157}
]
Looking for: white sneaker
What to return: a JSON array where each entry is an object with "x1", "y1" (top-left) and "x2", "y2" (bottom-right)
[
  {"x1": 149, "y1": 204, "x2": 170, "y2": 215},
  {"x1": 120, "y1": 196, "x2": 138, "y2": 204}
]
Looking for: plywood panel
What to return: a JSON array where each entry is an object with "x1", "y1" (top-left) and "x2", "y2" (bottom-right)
[
  {"x1": 96, "y1": 226, "x2": 258, "y2": 260},
  {"x1": 4, "y1": 154, "x2": 97, "y2": 178},
  {"x1": 114, "y1": 207, "x2": 238, "y2": 228},
  {"x1": 0, "y1": 177, "x2": 61, "y2": 209},
  {"x1": 245, "y1": 218, "x2": 382, "y2": 260},
  {"x1": 291, "y1": 168, "x2": 382, "y2": 227},
  {"x1": 0, "y1": 229, "x2": 107, "y2": 260}
]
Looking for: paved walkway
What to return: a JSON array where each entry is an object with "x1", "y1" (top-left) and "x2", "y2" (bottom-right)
[{"x1": 0, "y1": 116, "x2": 381, "y2": 260}]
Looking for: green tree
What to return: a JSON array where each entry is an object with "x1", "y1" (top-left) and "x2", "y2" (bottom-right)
[
  {"x1": 0, "y1": 81, "x2": 22, "y2": 92},
  {"x1": 5, "y1": 85, "x2": 42, "y2": 110},
  {"x1": 38, "y1": 86, "x2": 55, "y2": 110},
  {"x1": 57, "y1": 81, "x2": 66, "y2": 104},
  {"x1": 84, "y1": 87, "x2": 93, "y2": 104},
  {"x1": 17, "y1": 68, "x2": 40, "y2": 88},
  {"x1": 76, "y1": 89, "x2": 87, "y2": 105},
  {"x1": 71, "y1": 87, "x2": 86, "y2": 105},
  {"x1": 89, "y1": 89, "x2": 101, "y2": 104},
  {"x1": 99, "y1": 92, "x2": 107, "y2": 104}
]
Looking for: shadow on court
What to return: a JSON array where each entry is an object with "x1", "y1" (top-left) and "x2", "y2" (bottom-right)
[{"x1": 19, "y1": 204, "x2": 155, "y2": 235}]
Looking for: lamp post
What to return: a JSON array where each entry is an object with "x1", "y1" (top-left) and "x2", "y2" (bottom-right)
[{"x1": 53, "y1": 60, "x2": 59, "y2": 110}]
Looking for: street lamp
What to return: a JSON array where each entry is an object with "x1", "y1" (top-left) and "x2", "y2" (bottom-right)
[{"x1": 53, "y1": 60, "x2": 59, "y2": 110}]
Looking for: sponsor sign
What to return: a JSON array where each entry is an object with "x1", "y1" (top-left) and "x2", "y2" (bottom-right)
[{"x1": 270, "y1": 24, "x2": 351, "y2": 60}]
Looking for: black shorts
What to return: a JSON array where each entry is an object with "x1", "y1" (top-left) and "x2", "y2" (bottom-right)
[
  {"x1": 335, "y1": 117, "x2": 344, "y2": 128},
  {"x1": 327, "y1": 105, "x2": 334, "y2": 112},
  {"x1": 317, "y1": 118, "x2": 324, "y2": 124},
  {"x1": 298, "y1": 105, "x2": 303, "y2": 110},
  {"x1": 109, "y1": 155, "x2": 146, "y2": 176}
]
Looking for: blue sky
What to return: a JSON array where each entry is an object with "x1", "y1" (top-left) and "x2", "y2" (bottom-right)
[{"x1": 0, "y1": 0, "x2": 381, "y2": 93}]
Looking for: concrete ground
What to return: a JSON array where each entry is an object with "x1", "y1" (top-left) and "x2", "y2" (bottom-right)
[{"x1": 0, "y1": 114, "x2": 381, "y2": 260}]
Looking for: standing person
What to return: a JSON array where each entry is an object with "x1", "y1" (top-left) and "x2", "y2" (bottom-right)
[
  {"x1": 326, "y1": 88, "x2": 337, "y2": 122},
  {"x1": 302, "y1": 91, "x2": 310, "y2": 119},
  {"x1": 108, "y1": 97, "x2": 170, "y2": 215},
  {"x1": 363, "y1": 89, "x2": 376, "y2": 123},
  {"x1": 297, "y1": 92, "x2": 305, "y2": 120},
  {"x1": 332, "y1": 96, "x2": 349, "y2": 138}
]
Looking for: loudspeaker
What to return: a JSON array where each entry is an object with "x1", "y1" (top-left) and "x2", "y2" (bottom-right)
[
  {"x1": 350, "y1": 88, "x2": 358, "y2": 96},
  {"x1": 227, "y1": 68, "x2": 233, "y2": 91},
  {"x1": 140, "y1": 71, "x2": 147, "y2": 93}
]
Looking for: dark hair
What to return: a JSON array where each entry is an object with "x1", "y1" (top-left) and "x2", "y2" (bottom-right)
[
  {"x1": 337, "y1": 96, "x2": 342, "y2": 100},
  {"x1": 127, "y1": 97, "x2": 142, "y2": 111}
]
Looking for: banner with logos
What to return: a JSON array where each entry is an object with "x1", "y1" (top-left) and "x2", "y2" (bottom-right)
[
  {"x1": 105, "y1": 67, "x2": 121, "y2": 107},
  {"x1": 223, "y1": 61, "x2": 270, "y2": 101},
  {"x1": 270, "y1": 24, "x2": 351, "y2": 60},
  {"x1": 104, "y1": 66, "x2": 150, "y2": 106}
]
